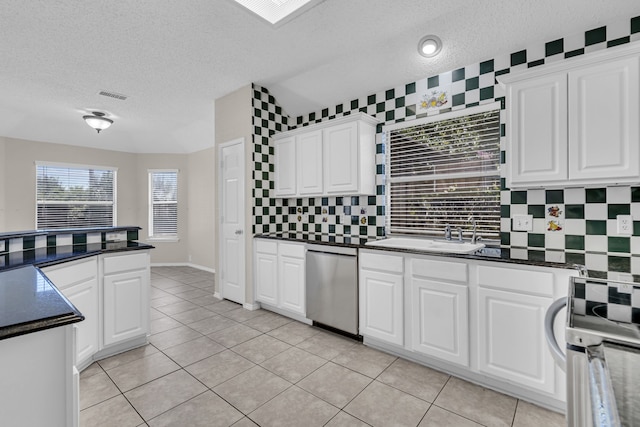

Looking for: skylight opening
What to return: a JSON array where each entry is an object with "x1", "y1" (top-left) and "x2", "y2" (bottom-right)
[{"x1": 232, "y1": 0, "x2": 323, "y2": 26}]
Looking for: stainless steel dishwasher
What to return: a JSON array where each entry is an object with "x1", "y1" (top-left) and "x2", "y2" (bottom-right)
[{"x1": 306, "y1": 244, "x2": 358, "y2": 336}]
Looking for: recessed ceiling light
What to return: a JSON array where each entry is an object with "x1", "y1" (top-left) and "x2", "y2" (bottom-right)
[
  {"x1": 232, "y1": 0, "x2": 324, "y2": 26},
  {"x1": 418, "y1": 35, "x2": 442, "y2": 58}
]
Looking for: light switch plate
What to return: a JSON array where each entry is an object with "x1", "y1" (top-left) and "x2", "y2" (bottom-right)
[
  {"x1": 512, "y1": 214, "x2": 533, "y2": 231},
  {"x1": 617, "y1": 215, "x2": 633, "y2": 236}
]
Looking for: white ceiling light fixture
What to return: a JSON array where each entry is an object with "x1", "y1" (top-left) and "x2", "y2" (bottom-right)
[
  {"x1": 232, "y1": 0, "x2": 324, "y2": 26},
  {"x1": 418, "y1": 35, "x2": 443, "y2": 58},
  {"x1": 83, "y1": 111, "x2": 113, "y2": 134}
]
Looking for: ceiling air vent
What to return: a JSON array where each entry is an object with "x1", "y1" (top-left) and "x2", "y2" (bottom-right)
[{"x1": 98, "y1": 90, "x2": 128, "y2": 101}]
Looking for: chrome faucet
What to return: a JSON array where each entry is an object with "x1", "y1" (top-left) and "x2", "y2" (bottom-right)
[
  {"x1": 444, "y1": 224, "x2": 452, "y2": 241},
  {"x1": 469, "y1": 216, "x2": 478, "y2": 244},
  {"x1": 457, "y1": 227, "x2": 463, "y2": 242}
]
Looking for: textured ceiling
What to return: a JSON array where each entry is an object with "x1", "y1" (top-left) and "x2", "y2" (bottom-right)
[{"x1": 1, "y1": 0, "x2": 639, "y2": 153}]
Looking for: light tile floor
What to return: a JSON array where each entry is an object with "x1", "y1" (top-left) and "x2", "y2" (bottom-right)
[{"x1": 79, "y1": 266, "x2": 567, "y2": 427}]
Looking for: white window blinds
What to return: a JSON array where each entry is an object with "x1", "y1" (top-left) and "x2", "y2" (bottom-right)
[
  {"x1": 36, "y1": 163, "x2": 116, "y2": 229},
  {"x1": 149, "y1": 170, "x2": 178, "y2": 237},
  {"x1": 386, "y1": 104, "x2": 501, "y2": 240}
]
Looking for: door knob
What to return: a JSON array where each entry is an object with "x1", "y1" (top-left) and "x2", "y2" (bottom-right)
[{"x1": 235, "y1": 229, "x2": 243, "y2": 235}]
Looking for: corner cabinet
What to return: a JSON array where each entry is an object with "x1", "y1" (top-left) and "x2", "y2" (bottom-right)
[
  {"x1": 501, "y1": 43, "x2": 640, "y2": 188},
  {"x1": 254, "y1": 238, "x2": 306, "y2": 318},
  {"x1": 41, "y1": 250, "x2": 151, "y2": 371},
  {"x1": 41, "y1": 258, "x2": 99, "y2": 369},
  {"x1": 273, "y1": 113, "x2": 379, "y2": 197}
]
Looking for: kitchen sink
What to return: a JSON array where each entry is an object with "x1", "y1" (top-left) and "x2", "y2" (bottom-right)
[{"x1": 365, "y1": 237, "x2": 484, "y2": 254}]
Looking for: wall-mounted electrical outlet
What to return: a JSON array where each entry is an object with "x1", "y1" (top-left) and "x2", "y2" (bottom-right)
[
  {"x1": 617, "y1": 215, "x2": 633, "y2": 236},
  {"x1": 512, "y1": 214, "x2": 533, "y2": 231}
]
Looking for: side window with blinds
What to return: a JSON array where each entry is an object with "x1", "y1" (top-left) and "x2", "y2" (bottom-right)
[
  {"x1": 149, "y1": 170, "x2": 178, "y2": 239},
  {"x1": 386, "y1": 105, "x2": 501, "y2": 240},
  {"x1": 36, "y1": 163, "x2": 116, "y2": 229}
]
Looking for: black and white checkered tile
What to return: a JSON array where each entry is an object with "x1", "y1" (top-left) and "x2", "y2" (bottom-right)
[
  {"x1": 251, "y1": 15, "x2": 640, "y2": 277},
  {"x1": 572, "y1": 278, "x2": 640, "y2": 324}
]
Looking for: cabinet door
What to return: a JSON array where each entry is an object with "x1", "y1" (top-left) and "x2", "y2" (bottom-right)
[
  {"x1": 297, "y1": 130, "x2": 323, "y2": 195},
  {"x1": 323, "y1": 121, "x2": 359, "y2": 194},
  {"x1": 275, "y1": 136, "x2": 296, "y2": 197},
  {"x1": 411, "y1": 277, "x2": 469, "y2": 366},
  {"x1": 255, "y1": 252, "x2": 278, "y2": 306},
  {"x1": 359, "y1": 268, "x2": 403, "y2": 346},
  {"x1": 478, "y1": 287, "x2": 555, "y2": 394},
  {"x1": 103, "y1": 269, "x2": 149, "y2": 347},
  {"x1": 507, "y1": 73, "x2": 568, "y2": 187},
  {"x1": 63, "y1": 280, "x2": 99, "y2": 367},
  {"x1": 568, "y1": 55, "x2": 640, "y2": 181},
  {"x1": 42, "y1": 258, "x2": 98, "y2": 367},
  {"x1": 278, "y1": 255, "x2": 305, "y2": 315}
]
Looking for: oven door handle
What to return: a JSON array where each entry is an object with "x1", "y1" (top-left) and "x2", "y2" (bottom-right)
[{"x1": 544, "y1": 297, "x2": 567, "y2": 371}]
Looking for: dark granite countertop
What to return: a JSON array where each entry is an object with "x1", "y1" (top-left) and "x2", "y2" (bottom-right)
[
  {"x1": 254, "y1": 233, "x2": 584, "y2": 271},
  {"x1": 0, "y1": 265, "x2": 84, "y2": 340},
  {"x1": 0, "y1": 240, "x2": 153, "y2": 340},
  {"x1": 0, "y1": 241, "x2": 154, "y2": 272}
]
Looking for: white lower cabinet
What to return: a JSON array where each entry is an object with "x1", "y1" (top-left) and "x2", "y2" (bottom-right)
[
  {"x1": 411, "y1": 278, "x2": 469, "y2": 367},
  {"x1": 279, "y1": 251, "x2": 305, "y2": 315},
  {"x1": 41, "y1": 250, "x2": 151, "y2": 370},
  {"x1": 103, "y1": 268, "x2": 149, "y2": 346},
  {"x1": 478, "y1": 287, "x2": 554, "y2": 393},
  {"x1": 42, "y1": 258, "x2": 99, "y2": 368},
  {"x1": 101, "y1": 251, "x2": 150, "y2": 347},
  {"x1": 358, "y1": 249, "x2": 577, "y2": 410},
  {"x1": 409, "y1": 257, "x2": 469, "y2": 366},
  {"x1": 254, "y1": 240, "x2": 278, "y2": 306},
  {"x1": 254, "y1": 239, "x2": 306, "y2": 317},
  {"x1": 359, "y1": 251, "x2": 404, "y2": 346}
]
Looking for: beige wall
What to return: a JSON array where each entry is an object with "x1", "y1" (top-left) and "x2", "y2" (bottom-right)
[
  {"x1": 135, "y1": 153, "x2": 190, "y2": 264},
  {"x1": 1, "y1": 136, "x2": 138, "y2": 231},
  {"x1": 214, "y1": 85, "x2": 254, "y2": 303},
  {"x1": 187, "y1": 146, "x2": 216, "y2": 270},
  {"x1": 0, "y1": 136, "x2": 217, "y2": 267}
]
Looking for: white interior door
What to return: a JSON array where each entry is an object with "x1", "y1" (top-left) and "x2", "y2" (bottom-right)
[{"x1": 219, "y1": 138, "x2": 245, "y2": 304}]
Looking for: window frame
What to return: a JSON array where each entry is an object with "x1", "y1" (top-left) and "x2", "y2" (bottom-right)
[
  {"x1": 382, "y1": 101, "x2": 502, "y2": 241},
  {"x1": 35, "y1": 161, "x2": 118, "y2": 230},
  {"x1": 148, "y1": 169, "x2": 179, "y2": 242}
]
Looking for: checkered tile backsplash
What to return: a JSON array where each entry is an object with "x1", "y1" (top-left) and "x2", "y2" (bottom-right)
[
  {"x1": 251, "y1": 15, "x2": 640, "y2": 276},
  {"x1": 572, "y1": 278, "x2": 640, "y2": 325}
]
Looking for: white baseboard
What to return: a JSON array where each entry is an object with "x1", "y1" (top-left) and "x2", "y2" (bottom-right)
[
  {"x1": 150, "y1": 262, "x2": 215, "y2": 273},
  {"x1": 243, "y1": 302, "x2": 261, "y2": 311},
  {"x1": 214, "y1": 292, "x2": 221, "y2": 299}
]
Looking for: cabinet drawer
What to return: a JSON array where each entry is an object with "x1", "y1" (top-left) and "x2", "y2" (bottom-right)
[
  {"x1": 42, "y1": 258, "x2": 97, "y2": 289},
  {"x1": 255, "y1": 239, "x2": 278, "y2": 255},
  {"x1": 103, "y1": 252, "x2": 148, "y2": 275},
  {"x1": 411, "y1": 258, "x2": 468, "y2": 283},
  {"x1": 478, "y1": 265, "x2": 554, "y2": 297},
  {"x1": 279, "y1": 242, "x2": 305, "y2": 259},
  {"x1": 360, "y1": 251, "x2": 403, "y2": 273}
]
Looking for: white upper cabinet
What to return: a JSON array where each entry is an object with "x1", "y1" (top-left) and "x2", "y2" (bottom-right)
[
  {"x1": 507, "y1": 73, "x2": 568, "y2": 186},
  {"x1": 501, "y1": 44, "x2": 640, "y2": 188},
  {"x1": 273, "y1": 113, "x2": 378, "y2": 197},
  {"x1": 274, "y1": 136, "x2": 296, "y2": 197},
  {"x1": 323, "y1": 121, "x2": 360, "y2": 194},
  {"x1": 568, "y1": 55, "x2": 640, "y2": 181},
  {"x1": 296, "y1": 130, "x2": 323, "y2": 195}
]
